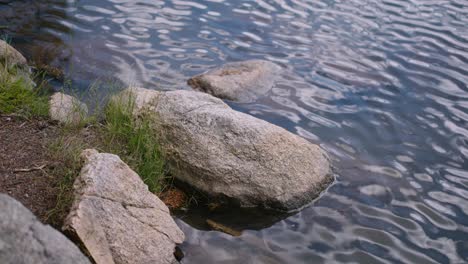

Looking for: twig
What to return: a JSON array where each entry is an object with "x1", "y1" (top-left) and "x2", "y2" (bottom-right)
[
  {"x1": 1, "y1": 113, "x2": 22, "y2": 118},
  {"x1": 13, "y1": 164, "x2": 47, "y2": 173}
]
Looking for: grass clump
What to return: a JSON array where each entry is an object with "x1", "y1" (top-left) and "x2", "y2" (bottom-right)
[
  {"x1": 0, "y1": 42, "x2": 167, "y2": 224},
  {"x1": 46, "y1": 134, "x2": 92, "y2": 226},
  {"x1": 0, "y1": 63, "x2": 49, "y2": 117},
  {"x1": 103, "y1": 94, "x2": 166, "y2": 193},
  {"x1": 46, "y1": 89, "x2": 167, "y2": 226}
]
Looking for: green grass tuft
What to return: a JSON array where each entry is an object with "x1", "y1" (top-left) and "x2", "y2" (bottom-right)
[
  {"x1": 0, "y1": 63, "x2": 49, "y2": 117},
  {"x1": 0, "y1": 50, "x2": 167, "y2": 225},
  {"x1": 45, "y1": 89, "x2": 167, "y2": 227},
  {"x1": 103, "y1": 94, "x2": 166, "y2": 193},
  {"x1": 46, "y1": 135, "x2": 87, "y2": 226}
]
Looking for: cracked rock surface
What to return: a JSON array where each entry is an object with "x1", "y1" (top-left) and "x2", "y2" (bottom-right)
[
  {"x1": 187, "y1": 59, "x2": 282, "y2": 103},
  {"x1": 0, "y1": 194, "x2": 91, "y2": 264},
  {"x1": 122, "y1": 87, "x2": 333, "y2": 211},
  {"x1": 64, "y1": 149, "x2": 184, "y2": 264}
]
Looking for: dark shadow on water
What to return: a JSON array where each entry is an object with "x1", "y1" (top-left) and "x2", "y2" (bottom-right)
[
  {"x1": 174, "y1": 202, "x2": 293, "y2": 233},
  {"x1": 171, "y1": 180, "x2": 293, "y2": 233}
]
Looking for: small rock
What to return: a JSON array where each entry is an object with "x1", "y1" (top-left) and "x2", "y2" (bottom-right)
[
  {"x1": 0, "y1": 39, "x2": 27, "y2": 67},
  {"x1": 64, "y1": 149, "x2": 185, "y2": 264},
  {"x1": 49, "y1": 92, "x2": 88, "y2": 125},
  {"x1": 0, "y1": 194, "x2": 90, "y2": 264},
  {"x1": 188, "y1": 59, "x2": 282, "y2": 102},
  {"x1": 0, "y1": 40, "x2": 35, "y2": 88}
]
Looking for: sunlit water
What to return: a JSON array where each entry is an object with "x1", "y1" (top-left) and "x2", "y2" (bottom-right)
[{"x1": 2, "y1": 0, "x2": 468, "y2": 263}]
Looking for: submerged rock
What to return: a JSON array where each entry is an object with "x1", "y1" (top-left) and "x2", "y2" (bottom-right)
[
  {"x1": 49, "y1": 92, "x2": 88, "y2": 125},
  {"x1": 64, "y1": 149, "x2": 185, "y2": 264},
  {"x1": 122, "y1": 87, "x2": 333, "y2": 211},
  {"x1": 0, "y1": 39, "x2": 27, "y2": 67},
  {"x1": 187, "y1": 59, "x2": 282, "y2": 102},
  {"x1": 0, "y1": 194, "x2": 90, "y2": 264}
]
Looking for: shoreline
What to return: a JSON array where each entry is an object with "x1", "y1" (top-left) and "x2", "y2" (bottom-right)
[
  {"x1": 1, "y1": 36, "x2": 187, "y2": 239},
  {"x1": 0, "y1": 38, "x2": 333, "y2": 263}
]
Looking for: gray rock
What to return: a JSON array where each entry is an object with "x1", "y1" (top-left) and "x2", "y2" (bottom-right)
[
  {"x1": 49, "y1": 92, "x2": 88, "y2": 125},
  {"x1": 122, "y1": 87, "x2": 333, "y2": 211},
  {"x1": 0, "y1": 39, "x2": 27, "y2": 67},
  {"x1": 0, "y1": 194, "x2": 91, "y2": 264},
  {"x1": 187, "y1": 60, "x2": 282, "y2": 102},
  {"x1": 64, "y1": 149, "x2": 185, "y2": 264},
  {"x1": 0, "y1": 40, "x2": 35, "y2": 87}
]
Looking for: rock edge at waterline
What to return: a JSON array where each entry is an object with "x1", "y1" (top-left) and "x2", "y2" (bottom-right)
[
  {"x1": 0, "y1": 39, "x2": 27, "y2": 67},
  {"x1": 63, "y1": 149, "x2": 185, "y2": 264},
  {"x1": 119, "y1": 87, "x2": 333, "y2": 211},
  {"x1": 187, "y1": 59, "x2": 282, "y2": 103},
  {"x1": 0, "y1": 40, "x2": 35, "y2": 88}
]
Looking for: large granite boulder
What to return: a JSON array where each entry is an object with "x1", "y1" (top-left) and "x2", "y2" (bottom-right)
[
  {"x1": 121, "y1": 87, "x2": 332, "y2": 211},
  {"x1": 0, "y1": 194, "x2": 90, "y2": 264},
  {"x1": 49, "y1": 92, "x2": 88, "y2": 125},
  {"x1": 187, "y1": 60, "x2": 282, "y2": 102},
  {"x1": 64, "y1": 149, "x2": 184, "y2": 264},
  {"x1": 0, "y1": 39, "x2": 27, "y2": 67}
]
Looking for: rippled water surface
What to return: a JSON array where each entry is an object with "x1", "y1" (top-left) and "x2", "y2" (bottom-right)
[{"x1": 2, "y1": 0, "x2": 468, "y2": 263}]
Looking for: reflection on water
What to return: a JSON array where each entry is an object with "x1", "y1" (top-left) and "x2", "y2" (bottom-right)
[{"x1": 2, "y1": 0, "x2": 468, "y2": 262}]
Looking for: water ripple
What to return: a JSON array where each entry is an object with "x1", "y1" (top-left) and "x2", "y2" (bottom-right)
[{"x1": 2, "y1": 0, "x2": 468, "y2": 262}]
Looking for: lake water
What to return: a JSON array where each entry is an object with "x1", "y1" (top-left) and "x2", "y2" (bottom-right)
[{"x1": 2, "y1": 0, "x2": 468, "y2": 263}]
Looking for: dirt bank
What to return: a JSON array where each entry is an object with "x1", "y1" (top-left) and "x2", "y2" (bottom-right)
[{"x1": 0, "y1": 115, "x2": 58, "y2": 222}]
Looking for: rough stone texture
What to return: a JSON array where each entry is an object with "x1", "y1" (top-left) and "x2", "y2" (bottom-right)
[
  {"x1": 0, "y1": 39, "x2": 27, "y2": 67},
  {"x1": 187, "y1": 59, "x2": 282, "y2": 102},
  {"x1": 49, "y1": 92, "x2": 88, "y2": 125},
  {"x1": 0, "y1": 194, "x2": 91, "y2": 264},
  {"x1": 124, "y1": 87, "x2": 333, "y2": 211},
  {"x1": 64, "y1": 149, "x2": 185, "y2": 264}
]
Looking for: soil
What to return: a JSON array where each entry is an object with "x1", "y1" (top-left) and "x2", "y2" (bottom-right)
[
  {"x1": 0, "y1": 115, "x2": 59, "y2": 222},
  {"x1": 0, "y1": 114, "x2": 188, "y2": 225}
]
